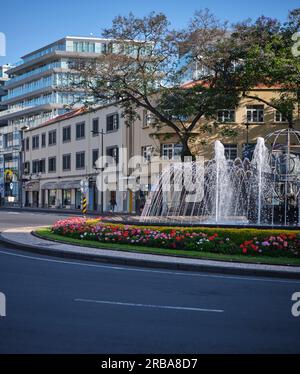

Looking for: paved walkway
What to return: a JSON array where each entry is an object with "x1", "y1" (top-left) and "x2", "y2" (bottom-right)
[{"x1": 0, "y1": 226, "x2": 300, "y2": 279}]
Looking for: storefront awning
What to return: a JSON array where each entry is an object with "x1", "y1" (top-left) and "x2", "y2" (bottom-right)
[
  {"x1": 56, "y1": 180, "x2": 82, "y2": 189},
  {"x1": 41, "y1": 182, "x2": 58, "y2": 190},
  {"x1": 24, "y1": 181, "x2": 40, "y2": 191}
]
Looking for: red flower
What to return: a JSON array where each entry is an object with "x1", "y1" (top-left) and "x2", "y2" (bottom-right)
[{"x1": 170, "y1": 230, "x2": 176, "y2": 237}]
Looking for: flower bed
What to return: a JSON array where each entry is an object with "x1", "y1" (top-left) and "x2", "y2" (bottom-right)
[{"x1": 51, "y1": 217, "x2": 300, "y2": 258}]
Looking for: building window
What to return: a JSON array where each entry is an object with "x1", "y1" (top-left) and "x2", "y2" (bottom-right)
[
  {"x1": 41, "y1": 133, "x2": 46, "y2": 147},
  {"x1": 62, "y1": 154, "x2": 71, "y2": 171},
  {"x1": 32, "y1": 159, "x2": 40, "y2": 174},
  {"x1": 4, "y1": 153, "x2": 12, "y2": 164},
  {"x1": 73, "y1": 41, "x2": 95, "y2": 53},
  {"x1": 62, "y1": 126, "x2": 71, "y2": 142},
  {"x1": 161, "y1": 143, "x2": 183, "y2": 160},
  {"x1": 246, "y1": 105, "x2": 264, "y2": 123},
  {"x1": 92, "y1": 118, "x2": 99, "y2": 135},
  {"x1": 3, "y1": 133, "x2": 13, "y2": 149},
  {"x1": 24, "y1": 161, "x2": 30, "y2": 174},
  {"x1": 48, "y1": 157, "x2": 56, "y2": 172},
  {"x1": 142, "y1": 145, "x2": 153, "y2": 162},
  {"x1": 48, "y1": 130, "x2": 57, "y2": 146},
  {"x1": 76, "y1": 122, "x2": 85, "y2": 140},
  {"x1": 142, "y1": 110, "x2": 149, "y2": 128},
  {"x1": 76, "y1": 151, "x2": 85, "y2": 169},
  {"x1": 62, "y1": 189, "x2": 71, "y2": 206},
  {"x1": 26, "y1": 137, "x2": 30, "y2": 151},
  {"x1": 217, "y1": 110, "x2": 235, "y2": 123},
  {"x1": 32, "y1": 135, "x2": 39, "y2": 150},
  {"x1": 224, "y1": 144, "x2": 238, "y2": 160},
  {"x1": 92, "y1": 149, "x2": 99, "y2": 166},
  {"x1": 32, "y1": 158, "x2": 46, "y2": 174},
  {"x1": 275, "y1": 111, "x2": 288, "y2": 123},
  {"x1": 106, "y1": 113, "x2": 119, "y2": 132},
  {"x1": 40, "y1": 159, "x2": 46, "y2": 173},
  {"x1": 106, "y1": 146, "x2": 119, "y2": 164}
]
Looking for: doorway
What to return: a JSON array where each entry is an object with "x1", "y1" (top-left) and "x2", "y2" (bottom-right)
[
  {"x1": 25, "y1": 191, "x2": 29, "y2": 207},
  {"x1": 32, "y1": 191, "x2": 39, "y2": 208}
]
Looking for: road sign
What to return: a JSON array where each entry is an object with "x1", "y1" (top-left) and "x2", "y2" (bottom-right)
[
  {"x1": 80, "y1": 179, "x2": 89, "y2": 187},
  {"x1": 80, "y1": 179, "x2": 89, "y2": 194}
]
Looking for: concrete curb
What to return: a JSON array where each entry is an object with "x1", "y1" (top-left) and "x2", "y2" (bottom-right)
[{"x1": 0, "y1": 228, "x2": 300, "y2": 279}]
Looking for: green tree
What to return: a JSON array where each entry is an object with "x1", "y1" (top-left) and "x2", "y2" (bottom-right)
[
  {"x1": 231, "y1": 10, "x2": 300, "y2": 127},
  {"x1": 70, "y1": 10, "x2": 241, "y2": 158}
]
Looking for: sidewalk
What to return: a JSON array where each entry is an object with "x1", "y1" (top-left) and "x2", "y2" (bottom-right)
[{"x1": 1, "y1": 226, "x2": 300, "y2": 279}]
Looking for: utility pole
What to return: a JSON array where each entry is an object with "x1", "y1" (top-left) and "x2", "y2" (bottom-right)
[{"x1": 19, "y1": 125, "x2": 29, "y2": 208}]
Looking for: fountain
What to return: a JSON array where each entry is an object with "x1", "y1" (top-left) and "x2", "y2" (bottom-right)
[
  {"x1": 249, "y1": 137, "x2": 272, "y2": 225},
  {"x1": 213, "y1": 141, "x2": 233, "y2": 223},
  {"x1": 141, "y1": 128, "x2": 300, "y2": 227}
]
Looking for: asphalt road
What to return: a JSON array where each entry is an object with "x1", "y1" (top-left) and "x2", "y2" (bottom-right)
[
  {"x1": 0, "y1": 210, "x2": 300, "y2": 353},
  {"x1": 0, "y1": 209, "x2": 69, "y2": 230}
]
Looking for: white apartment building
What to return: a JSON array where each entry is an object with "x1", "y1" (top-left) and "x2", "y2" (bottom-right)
[
  {"x1": 0, "y1": 36, "x2": 150, "y2": 206},
  {"x1": 22, "y1": 103, "x2": 160, "y2": 213}
]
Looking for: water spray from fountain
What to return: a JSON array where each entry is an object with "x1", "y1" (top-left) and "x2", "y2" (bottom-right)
[{"x1": 141, "y1": 129, "x2": 300, "y2": 227}]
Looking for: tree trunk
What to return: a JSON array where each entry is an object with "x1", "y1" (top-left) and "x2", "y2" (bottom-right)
[{"x1": 180, "y1": 136, "x2": 194, "y2": 161}]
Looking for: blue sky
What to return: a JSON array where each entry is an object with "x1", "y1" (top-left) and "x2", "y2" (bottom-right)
[{"x1": 0, "y1": 0, "x2": 299, "y2": 65}]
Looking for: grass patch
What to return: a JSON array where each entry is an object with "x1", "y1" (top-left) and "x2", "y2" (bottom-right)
[{"x1": 35, "y1": 227, "x2": 300, "y2": 266}]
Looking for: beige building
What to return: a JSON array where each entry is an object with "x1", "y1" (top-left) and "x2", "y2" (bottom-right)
[
  {"x1": 22, "y1": 104, "x2": 158, "y2": 213},
  {"x1": 150, "y1": 88, "x2": 300, "y2": 161},
  {"x1": 195, "y1": 89, "x2": 299, "y2": 160}
]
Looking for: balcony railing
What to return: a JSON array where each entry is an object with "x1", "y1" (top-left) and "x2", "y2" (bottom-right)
[
  {"x1": 0, "y1": 106, "x2": 34, "y2": 117},
  {"x1": 5, "y1": 62, "x2": 62, "y2": 86}
]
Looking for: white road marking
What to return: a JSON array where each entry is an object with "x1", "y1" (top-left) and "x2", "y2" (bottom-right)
[
  {"x1": 0, "y1": 248, "x2": 299, "y2": 285},
  {"x1": 74, "y1": 298, "x2": 224, "y2": 313}
]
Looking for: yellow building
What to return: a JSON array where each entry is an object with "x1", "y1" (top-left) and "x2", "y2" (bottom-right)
[{"x1": 147, "y1": 87, "x2": 300, "y2": 161}]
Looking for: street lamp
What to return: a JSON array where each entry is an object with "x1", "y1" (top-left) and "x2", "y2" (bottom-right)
[
  {"x1": 19, "y1": 125, "x2": 29, "y2": 208},
  {"x1": 91, "y1": 129, "x2": 106, "y2": 214}
]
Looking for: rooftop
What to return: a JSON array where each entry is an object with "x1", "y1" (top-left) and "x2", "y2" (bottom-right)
[{"x1": 21, "y1": 36, "x2": 116, "y2": 59}]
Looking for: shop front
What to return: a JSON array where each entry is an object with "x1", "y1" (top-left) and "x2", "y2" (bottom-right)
[
  {"x1": 4, "y1": 168, "x2": 20, "y2": 206},
  {"x1": 48, "y1": 189, "x2": 57, "y2": 207},
  {"x1": 62, "y1": 189, "x2": 71, "y2": 208},
  {"x1": 41, "y1": 182, "x2": 58, "y2": 208},
  {"x1": 24, "y1": 180, "x2": 40, "y2": 207}
]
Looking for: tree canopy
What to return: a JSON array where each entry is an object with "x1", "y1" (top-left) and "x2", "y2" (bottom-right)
[
  {"x1": 231, "y1": 10, "x2": 300, "y2": 126},
  {"x1": 70, "y1": 8, "x2": 300, "y2": 156}
]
